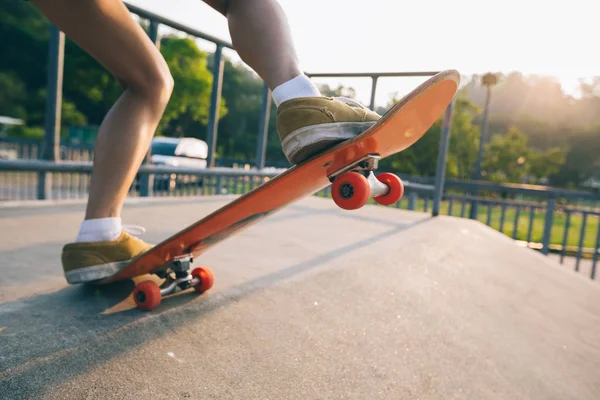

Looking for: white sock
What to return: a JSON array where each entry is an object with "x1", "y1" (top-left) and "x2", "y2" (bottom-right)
[
  {"x1": 75, "y1": 217, "x2": 123, "y2": 242},
  {"x1": 272, "y1": 74, "x2": 321, "y2": 107}
]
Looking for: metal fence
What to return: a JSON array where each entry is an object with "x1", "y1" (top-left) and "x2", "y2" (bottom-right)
[
  {"x1": 0, "y1": 138, "x2": 291, "y2": 169},
  {"x1": 0, "y1": 138, "x2": 94, "y2": 161},
  {"x1": 1, "y1": 159, "x2": 599, "y2": 281},
  {"x1": 0, "y1": 159, "x2": 434, "y2": 202}
]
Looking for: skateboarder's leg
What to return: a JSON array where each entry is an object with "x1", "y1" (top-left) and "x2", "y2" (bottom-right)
[
  {"x1": 204, "y1": 0, "x2": 382, "y2": 164},
  {"x1": 204, "y1": 0, "x2": 312, "y2": 91},
  {"x1": 31, "y1": 0, "x2": 168, "y2": 282},
  {"x1": 33, "y1": 0, "x2": 173, "y2": 226}
]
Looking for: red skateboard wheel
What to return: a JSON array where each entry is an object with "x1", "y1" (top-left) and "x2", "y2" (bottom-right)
[
  {"x1": 374, "y1": 173, "x2": 404, "y2": 205},
  {"x1": 332, "y1": 172, "x2": 371, "y2": 210},
  {"x1": 133, "y1": 280, "x2": 162, "y2": 311},
  {"x1": 192, "y1": 267, "x2": 215, "y2": 293}
]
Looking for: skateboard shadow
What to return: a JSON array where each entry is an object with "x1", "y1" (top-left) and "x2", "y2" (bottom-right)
[
  {"x1": 0, "y1": 212, "x2": 433, "y2": 398},
  {"x1": 79, "y1": 279, "x2": 136, "y2": 310}
]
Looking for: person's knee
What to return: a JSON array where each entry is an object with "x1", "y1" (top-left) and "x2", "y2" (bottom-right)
[
  {"x1": 152, "y1": 67, "x2": 174, "y2": 108},
  {"x1": 141, "y1": 67, "x2": 174, "y2": 110},
  {"x1": 120, "y1": 62, "x2": 174, "y2": 110}
]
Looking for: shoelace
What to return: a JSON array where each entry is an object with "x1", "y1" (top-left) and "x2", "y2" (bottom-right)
[{"x1": 123, "y1": 225, "x2": 146, "y2": 236}]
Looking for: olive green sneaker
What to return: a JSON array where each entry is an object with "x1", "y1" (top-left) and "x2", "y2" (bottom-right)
[
  {"x1": 276, "y1": 96, "x2": 381, "y2": 164},
  {"x1": 61, "y1": 228, "x2": 153, "y2": 284}
]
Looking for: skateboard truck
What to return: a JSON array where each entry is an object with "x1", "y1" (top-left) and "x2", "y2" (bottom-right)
[
  {"x1": 132, "y1": 255, "x2": 215, "y2": 311},
  {"x1": 158, "y1": 257, "x2": 193, "y2": 295},
  {"x1": 327, "y1": 153, "x2": 405, "y2": 210}
]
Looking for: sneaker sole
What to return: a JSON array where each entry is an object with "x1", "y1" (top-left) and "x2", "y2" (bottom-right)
[
  {"x1": 282, "y1": 121, "x2": 377, "y2": 164},
  {"x1": 65, "y1": 259, "x2": 131, "y2": 284}
]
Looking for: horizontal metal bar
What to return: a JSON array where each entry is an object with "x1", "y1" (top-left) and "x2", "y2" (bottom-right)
[
  {"x1": 448, "y1": 196, "x2": 600, "y2": 216},
  {"x1": 151, "y1": 165, "x2": 276, "y2": 177},
  {"x1": 124, "y1": 2, "x2": 234, "y2": 50},
  {"x1": 305, "y1": 71, "x2": 440, "y2": 78},
  {"x1": 446, "y1": 180, "x2": 599, "y2": 200},
  {"x1": 0, "y1": 160, "x2": 434, "y2": 195},
  {"x1": 409, "y1": 176, "x2": 600, "y2": 201},
  {"x1": 403, "y1": 182, "x2": 435, "y2": 194},
  {"x1": 0, "y1": 159, "x2": 284, "y2": 177}
]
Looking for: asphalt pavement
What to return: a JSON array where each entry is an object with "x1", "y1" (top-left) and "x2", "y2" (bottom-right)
[{"x1": 1, "y1": 196, "x2": 599, "y2": 399}]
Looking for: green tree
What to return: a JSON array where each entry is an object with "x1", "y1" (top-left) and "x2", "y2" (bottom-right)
[
  {"x1": 377, "y1": 94, "x2": 481, "y2": 178},
  {"x1": 318, "y1": 84, "x2": 356, "y2": 99},
  {"x1": 483, "y1": 127, "x2": 530, "y2": 182},
  {"x1": 528, "y1": 147, "x2": 567, "y2": 182},
  {"x1": 0, "y1": 2, "x2": 219, "y2": 141},
  {"x1": 0, "y1": 72, "x2": 27, "y2": 119},
  {"x1": 482, "y1": 126, "x2": 567, "y2": 184},
  {"x1": 0, "y1": 2, "x2": 50, "y2": 124},
  {"x1": 447, "y1": 96, "x2": 481, "y2": 179},
  {"x1": 550, "y1": 125, "x2": 600, "y2": 188},
  {"x1": 201, "y1": 53, "x2": 271, "y2": 163},
  {"x1": 159, "y1": 36, "x2": 224, "y2": 136},
  {"x1": 0, "y1": 1, "x2": 595, "y2": 187},
  {"x1": 62, "y1": 34, "x2": 219, "y2": 138}
]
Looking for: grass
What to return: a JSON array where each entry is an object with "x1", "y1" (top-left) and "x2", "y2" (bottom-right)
[
  {"x1": 422, "y1": 198, "x2": 599, "y2": 250},
  {"x1": 314, "y1": 188, "x2": 600, "y2": 250}
]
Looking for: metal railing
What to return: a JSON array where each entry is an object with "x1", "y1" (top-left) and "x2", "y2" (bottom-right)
[
  {"x1": 2, "y1": 158, "x2": 599, "y2": 281},
  {"x1": 0, "y1": 158, "x2": 435, "y2": 210}
]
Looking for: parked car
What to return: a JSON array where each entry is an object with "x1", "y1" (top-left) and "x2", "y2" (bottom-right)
[
  {"x1": 150, "y1": 137, "x2": 208, "y2": 168},
  {"x1": 0, "y1": 148, "x2": 18, "y2": 160},
  {"x1": 141, "y1": 137, "x2": 209, "y2": 192}
]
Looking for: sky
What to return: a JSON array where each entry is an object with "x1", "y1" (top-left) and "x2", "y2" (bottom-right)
[{"x1": 128, "y1": 0, "x2": 597, "y2": 107}]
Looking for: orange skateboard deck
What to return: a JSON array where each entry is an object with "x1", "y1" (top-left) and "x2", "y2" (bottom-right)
[{"x1": 101, "y1": 70, "x2": 460, "y2": 310}]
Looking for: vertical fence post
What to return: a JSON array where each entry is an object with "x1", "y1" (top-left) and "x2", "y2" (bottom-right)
[
  {"x1": 408, "y1": 192, "x2": 417, "y2": 210},
  {"x1": 591, "y1": 219, "x2": 600, "y2": 280},
  {"x1": 206, "y1": 45, "x2": 224, "y2": 168},
  {"x1": 255, "y1": 82, "x2": 271, "y2": 170},
  {"x1": 38, "y1": 25, "x2": 65, "y2": 200},
  {"x1": 575, "y1": 213, "x2": 588, "y2": 272},
  {"x1": 148, "y1": 19, "x2": 160, "y2": 45},
  {"x1": 139, "y1": 19, "x2": 161, "y2": 197},
  {"x1": 369, "y1": 76, "x2": 378, "y2": 110},
  {"x1": 469, "y1": 192, "x2": 479, "y2": 220},
  {"x1": 432, "y1": 101, "x2": 455, "y2": 217},
  {"x1": 541, "y1": 196, "x2": 555, "y2": 255},
  {"x1": 559, "y1": 211, "x2": 571, "y2": 264}
]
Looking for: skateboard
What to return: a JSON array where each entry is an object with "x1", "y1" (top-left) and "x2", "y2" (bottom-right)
[{"x1": 100, "y1": 70, "x2": 460, "y2": 311}]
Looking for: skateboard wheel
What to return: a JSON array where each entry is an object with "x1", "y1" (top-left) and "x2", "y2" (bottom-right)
[
  {"x1": 191, "y1": 267, "x2": 214, "y2": 293},
  {"x1": 133, "y1": 280, "x2": 161, "y2": 311},
  {"x1": 332, "y1": 172, "x2": 371, "y2": 210},
  {"x1": 374, "y1": 173, "x2": 404, "y2": 205}
]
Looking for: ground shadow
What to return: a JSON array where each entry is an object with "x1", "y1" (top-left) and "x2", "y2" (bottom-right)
[{"x1": 0, "y1": 210, "x2": 432, "y2": 398}]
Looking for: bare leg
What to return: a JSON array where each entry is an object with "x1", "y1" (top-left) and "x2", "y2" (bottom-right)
[
  {"x1": 203, "y1": 0, "x2": 377, "y2": 166},
  {"x1": 32, "y1": 0, "x2": 173, "y2": 220},
  {"x1": 204, "y1": 0, "x2": 302, "y2": 89}
]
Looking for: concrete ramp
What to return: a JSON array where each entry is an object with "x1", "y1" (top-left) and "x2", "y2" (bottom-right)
[{"x1": 1, "y1": 196, "x2": 599, "y2": 399}]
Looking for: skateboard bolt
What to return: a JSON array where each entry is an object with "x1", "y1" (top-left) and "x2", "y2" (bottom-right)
[
  {"x1": 339, "y1": 183, "x2": 355, "y2": 199},
  {"x1": 136, "y1": 291, "x2": 146, "y2": 303}
]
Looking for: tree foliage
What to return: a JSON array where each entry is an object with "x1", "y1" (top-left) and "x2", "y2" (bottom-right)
[
  {"x1": 160, "y1": 37, "x2": 222, "y2": 136},
  {"x1": 0, "y1": 2, "x2": 597, "y2": 189}
]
